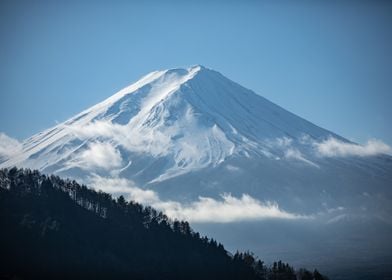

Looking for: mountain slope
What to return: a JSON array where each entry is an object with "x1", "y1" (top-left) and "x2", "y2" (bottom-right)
[{"x1": 1, "y1": 65, "x2": 391, "y2": 216}]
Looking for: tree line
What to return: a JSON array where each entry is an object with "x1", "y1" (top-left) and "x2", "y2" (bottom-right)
[{"x1": 0, "y1": 167, "x2": 328, "y2": 280}]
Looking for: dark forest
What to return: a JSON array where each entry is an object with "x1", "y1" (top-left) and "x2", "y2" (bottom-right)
[{"x1": 0, "y1": 167, "x2": 327, "y2": 280}]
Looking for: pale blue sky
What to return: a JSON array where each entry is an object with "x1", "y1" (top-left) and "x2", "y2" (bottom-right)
[{"x1": 0, "y1": 0, "x2": 391, "y2": 146}]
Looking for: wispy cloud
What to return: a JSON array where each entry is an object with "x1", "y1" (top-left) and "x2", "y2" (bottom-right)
[
  {"x1": 158, "y1": 193, "x2": 308, "y2": 223},
  {"x1": 315, "y1": 137, "x2": 391, "y2": 157},
  {"x1": 284, "y1": 148, "x2": 320, "y2": 168},
  {"x1": 271, "y1": 135, "x2": 391, "y2": 161},
  {"x1": 69, "y1": 120, "x2": 173, "y2": 157},
  {"x1": 88, "y1": 175, "x2": 308, "y2": 223},
  {"x1": 0, "y1": 132, "x2": 22, "y2": 159},
  {"x1": 88, "y1": 175, "x2": 159, "y2": 203},
  {"x1": 68, "y1": 117, "x2": 234, "y2": 181},
  {"x1": 67, "y1": 142, "x2": 123, "y2": 171},
  {"x1": 272, "y1": 137, "x2": 319, "y2": 168}
]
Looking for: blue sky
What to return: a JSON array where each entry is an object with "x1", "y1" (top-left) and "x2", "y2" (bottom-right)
[{"x1": 0, "y1": 0, "x2": 391, "y2": 146}]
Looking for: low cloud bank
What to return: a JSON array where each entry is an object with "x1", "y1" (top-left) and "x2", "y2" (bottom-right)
[
  {"x1": 272, "y1": 135, "x2": 391, "y2": 160},
  {"x1": 88, "y1": 175, "x2": 308, "y2": 223},
  {"x1": 0, "y1": 133, "x2": 22, "y2": 159},
  {"x1": 159, "y1": 193, "x2": 306, "y2": 223},
  {"x1": 315, "y1": 137, "x2": 391, "y2": 157}
]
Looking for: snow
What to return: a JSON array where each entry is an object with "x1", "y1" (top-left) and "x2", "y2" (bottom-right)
[{"x1": 1, "y1": 65, "x2": 391, "y2": 219}]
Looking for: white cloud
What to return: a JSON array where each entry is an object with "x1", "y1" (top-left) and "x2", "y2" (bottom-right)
[
  {"x1": 272, "y1": 135, "x2": 391, "y2": 161},
  {"x1": 284, "y1": 148, "x2": 320, "y2": 168},
  {"x1": 70, "y1": 121, "x2": 118, "y2": 139},
  {"x1": 272, "y1": 136, "x2": 319, "y2": 168},
  {"x1": 158, "y1": 193, "x2": 308, "y2": 223},
  {"x1": 0, "y1": 132, "x2": 22, "y2": 159},
  {"x1": 88, "y1": 175, "x2": 159, "y2": 203},
  {"x1": 67, "y1": 142, "x2": 123, "y2": 171},
  {"x1": 276, "y1": 136, "x2": 293, "y2": 147},
  {"x1": 69, "y1": 120, "x2": 172, "y2": 157},
  {"x1": 315, "y1": 137, "x2": 391, "y2": 157},
  {"x1": 68, "y1": 117, "x2": 234, "y2": 182},
  {"x1": 88, "y1": 175, "x2": 309, "y2": 223}
]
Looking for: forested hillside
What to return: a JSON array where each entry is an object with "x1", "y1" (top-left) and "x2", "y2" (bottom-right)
[{"x1": 0, "y1": 168, "x2": 327, "y2": 280}]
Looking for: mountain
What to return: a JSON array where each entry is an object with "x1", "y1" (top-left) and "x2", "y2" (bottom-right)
[
  {"x1": 1, "y1": 65, "x2": 391, "y2": 213},
  {"x1": 1, "y1": 65, "x2": 392, "y2": 279},
  {"x1": 3, "y1": 64, "x2": 338, "y2": 177},
  {"x1": 0, "y1": 167, "x2": 327, "y2": 280}
]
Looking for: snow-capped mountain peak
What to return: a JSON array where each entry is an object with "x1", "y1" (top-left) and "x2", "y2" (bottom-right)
[{"x1": 1, "y1": 66, "x2": 390, "y2": 194}]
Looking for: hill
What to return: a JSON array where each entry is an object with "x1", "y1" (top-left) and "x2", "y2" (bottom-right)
[{"x1": 0, "y1": 167, "x2": 326, "y2": 280}]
